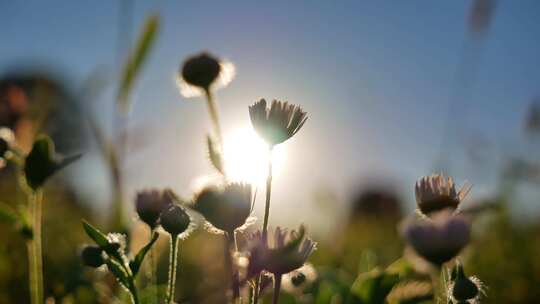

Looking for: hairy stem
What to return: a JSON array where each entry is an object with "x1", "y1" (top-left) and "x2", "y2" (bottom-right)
[
  {"x1": 148, "y1": 230, "x2": 158, "y2": 304},
  {"x1": 431, "y1": 267, "x2": 445, "y2": 304},
  {"x1": 205, "y1": 89, "x2": 223, "y2": 145},
  {"x1": 254, "y1": 146, "x2": 274, "y2": 303},
  {"x1": 27, "y1": 189, "x2": 43, "y2": 304},
  {"x1": 166, "y1": 234, "x2": 179, "y2": 304},
  {"x1": 272, "y1": 275, "x2": 282, "y2": 304}
]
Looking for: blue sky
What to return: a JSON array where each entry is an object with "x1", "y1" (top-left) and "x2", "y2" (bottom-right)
[{"x1": 2, "y1": 1, "x2": 540, "y2": 229}]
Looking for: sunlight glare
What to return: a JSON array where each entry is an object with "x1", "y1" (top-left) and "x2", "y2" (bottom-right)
[{"x1": 223, "y1": 128, "x2": 285, "y2": 185}]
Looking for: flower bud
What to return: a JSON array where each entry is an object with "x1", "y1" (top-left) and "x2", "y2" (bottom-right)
[
  {"x1": 451, "y1": 263, "x2": 481, "y2": 302},
  {"x1": 402, "y1": 210, "x2": 470, "y2": 266},
  {"x1": 81, "y1": 245, "x2": 104, "y2": 268},
  {"x1": 135, "y1": 189, "x2": 174, "y2": 229},
  {"x1": 160, "y1": 204, "x2": 191, "y2": 236},
  {"x1": 181, "y1": 52, "x2": 221, "y2": 91}
]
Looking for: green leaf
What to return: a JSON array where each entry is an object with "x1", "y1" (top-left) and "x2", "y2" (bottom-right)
[
  {"x1": 105, "y1": 259, "x2": 130, "y2": 287},
  {"x1": 24, "y1": 135, "x2": 81, "y2": 190},
  {"x1": 82, "y1": 220, "x2": 110, "y2": 249},
  {"x1": 350, "y1": 268, "x2": 400, "y2": 304},
  {"x1": 117, "y1": 14, "x2": 160, "y2": 112},
  {"x1": 206, "y1": 135, "x2": 224, "y2": 174},
  {"x1": 129, "y1": 232, "x2": 159, "y2": 276}
]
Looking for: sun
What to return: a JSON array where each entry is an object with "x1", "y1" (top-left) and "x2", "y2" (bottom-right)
[{"x1": 223, "y1": 128, "x2": 285, "y2": 185}]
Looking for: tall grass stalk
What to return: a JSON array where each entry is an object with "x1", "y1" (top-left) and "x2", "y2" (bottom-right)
[
  {"x1": 166, "y1": 235, "x2": 179, "y2": 304},
  {"x1": 27, "y1": 189, "x2": 43, "y2": 304}
]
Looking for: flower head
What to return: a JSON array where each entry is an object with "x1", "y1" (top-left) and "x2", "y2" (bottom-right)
[
  {"x1": 80, "y1": 245, "x2": 105, "y2": 268},
  {"x1": 135, "y1": 189, "x2": 175, "y2": 229},
  {"x1": 194, "y1": 182, "x2": 253, "y2": 235},
  {"x1": 249, "y1": 99, "x2": 308, "y2": 147},
  {"x1": 448, "y1": 262, "x2": 485, "y2": 303},
  {"x1": 160, "y1": 204, "x2": 194, "y2": 238},
  {"x1": 178, "y1": 52, "x2": 235, "y2": 97},
  {"x1": 246, "y1": 225, "x2": 316, "y2": 276},
  {"x1": 402, "y1": 210, "x2": 470, "y2": 266},
  {"x1": 415, "y1": 174, "x2": 471, "y2": 215}
]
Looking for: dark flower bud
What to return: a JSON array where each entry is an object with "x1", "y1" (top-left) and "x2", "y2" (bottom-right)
[
  {"x1": 451, "y1": 263, "x2": 481, "y2": 302},
  {"x1": 181, "y1": 52, "x2": 221, "y2": 91},
  {"x1": 135, "y1": 189, "x2": 175, "y2": 229},
  {"x1": 81, "y1": 245, "x2": 104, "y2": 268},
  {"x1": 160, "y1": 204, "x2": 191, "y2": 236}
]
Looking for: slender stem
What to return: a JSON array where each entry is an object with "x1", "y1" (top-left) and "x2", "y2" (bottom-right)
[
  {"x1": 148, "y1": 230, "x2": 158, "y2": 304},
  {"x1": 204, "y1": 89, "x2": 223, "y2": 145},
  {"x1": 27, "y1": 189, "x2": 43, "y2": 304},
  {"x1": 431, "y1": 267, "x2": 445, "y2": 304},
  {"x1": 166, "y1": 234, "x2": 179, "y2": 304},
  {"x1": 128, "y1": 279, "x2": 140, "y2": 304},
  {"x1": 225, "y1": 233, "x2": 240, "y2": 301},
  {"x1": 254, "y1": 146, "x2": 274, "y2": 304},
  {"x1": 262, "y1": 146, "x2": 274, "y2": 240},
  {"x1": 252, "y1": 277, "x2": 261, "y2": 304},
  {"x1": 272, "y1": 275, "x2": 282, "y2": 304}
]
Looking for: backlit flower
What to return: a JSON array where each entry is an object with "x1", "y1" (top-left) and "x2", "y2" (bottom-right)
[
  {"x1": 402, "y1": 210, "x2": 470, "y2": 266},
  {"x1": 177, "y1": 52, "x2": 235, "y2": 97},
  {"x1": 194, "y1": 182, "x2": 253, "y2": 235},
  {"x1": 160, "y1": 204, "x2": 194, "y2": 238},
  {"x1": 415, "y1": 174, "x2": 471, "y2": 215},
  {"x1": 135, "y1": 189, "x2": 175, "y2": 229},
  {"x1": 249, "y1": 99, "x2": 308, "y2": 147},
  {"x1": 246, "y1": 225, "x2": 316, "y2": 276}
]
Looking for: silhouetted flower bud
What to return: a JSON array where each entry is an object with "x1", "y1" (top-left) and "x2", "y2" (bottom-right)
[
  {"x1": 135, "y1": 189, "x2": 174, "y2": 229},
  {"x1": 402, "y1": 210, "x2": 470, "y2": 266},
  {"x1": 449, "y1": 263, "x2": 483, "y2": 303},
  {"x1": 181, "y1": 52, "x2": 221, "y2": 91},
  {"x1": 194, "y1": 183, "x2": 253, "y2": 235},
  {"x1": 249, "y1": 99, "x2": 308, "y2": 147},
  {"x1": 246, "y1": 225, "x2": 316, "y2": 277},
  {"x1": 160, "y1": 204, "x2": 191, "y2": 236},
  {"x1": 81, "y1": 245, "x2": 104, "y2": 268},
  {"x1": 415, "y1": 174, "x2": 471, "y2": 216}
]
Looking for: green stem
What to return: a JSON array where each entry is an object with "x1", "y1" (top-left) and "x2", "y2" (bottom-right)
[
  {"x1": 166, "y1": 234, "x2": 179, "y2": 304},
  {"x1": 149, "y1": 230, "x2": 158, "y2": 304},
  {"x1": 431, "y1": 267, "x2": 445, "y2": 304},
  {"x1": 254, "y1": 146, "x2": 274, "y2": 304},
  {"x1": 204, "y1": 89, "x2": 223, "y2": 145},
  {"x1": 27, "y1": 189, "x2": 43, "y2": 304},
  {"x1": 128, "y1": 279, "x2": 140, "y2": 304},
  {"x1": 272, "y1": 275, "x2": 282, "y2": 304}
]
